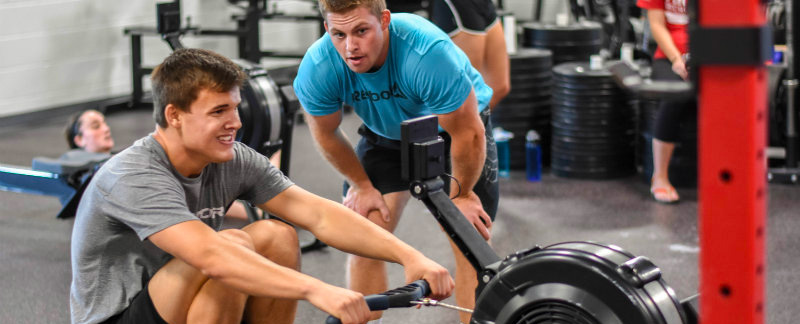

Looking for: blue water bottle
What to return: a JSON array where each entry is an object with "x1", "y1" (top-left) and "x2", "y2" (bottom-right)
[
  {"x1": 492, "y1": 127, "x2": 513, "y2": 178},
  {"x1": 525, "y1": 130, "x2": 542, "y2": 182}
]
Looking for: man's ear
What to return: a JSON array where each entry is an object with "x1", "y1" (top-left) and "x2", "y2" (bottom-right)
[
  {"x1": 381, "y1": 9, "x2": 391, "y2": 30},
  {"x1": 73, "y1": 134, "x2": 85, "y2": 149},
  {"x1": 324, "y1": 20, "x2": 329, "y2": 33},
  {"x1": 165, "y1": 104, "x2": 182, "y2": 128}
]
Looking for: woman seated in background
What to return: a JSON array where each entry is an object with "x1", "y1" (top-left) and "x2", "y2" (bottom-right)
[{"x1": 65, "y1": 109, "x2": 114, "y2": 156}]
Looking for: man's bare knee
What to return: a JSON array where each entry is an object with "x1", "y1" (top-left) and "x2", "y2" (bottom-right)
[
  {"x1": 244, "y1": 220, "x2": 300, "y2": 269},
  {"x1": 219, "y1": 229, "x2": 255, "y2": 251}
]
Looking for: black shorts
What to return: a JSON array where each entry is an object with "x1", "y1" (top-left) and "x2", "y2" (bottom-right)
[
  {"x1": 431, "y1": 0, "x2": 499, "y2": 36},
  {"x1": 343, "y1": 109, "x2": 500, "y2": 219},
  {"x1": 100, "y1": 284, "x2": 168, "y2": 324},
  {"x1": 651, "y1": 59, "x2": 697, "y2": 142}
]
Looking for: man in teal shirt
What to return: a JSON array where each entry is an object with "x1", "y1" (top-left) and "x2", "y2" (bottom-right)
[{"x1": 294, "y1": 0, "x2": 499, "y2": 320}]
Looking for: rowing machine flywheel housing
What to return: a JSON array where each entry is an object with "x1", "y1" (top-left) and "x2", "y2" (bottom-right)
[
  {"x1": 234, "y1": 59, "x2": 285, "y2": 156},
  {"x1": 471, "y1": 241, "x2": 688, "y2": 324}
]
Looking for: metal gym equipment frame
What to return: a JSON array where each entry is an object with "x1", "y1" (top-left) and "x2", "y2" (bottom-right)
[
  {"x1": 124, "y1": 0, "x2": 323, "y2": 109},
  {"x1": 768, "y1": 0, "x2": 800, "y2": 184},
  {"x1": 689, "y1": 0, "x2": 768, "y2": 323}
]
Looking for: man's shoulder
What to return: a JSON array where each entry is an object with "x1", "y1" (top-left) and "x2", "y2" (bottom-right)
[
  {"x1": 296, "y1": 35, "x2": 344, "y2": 86},
  {"x1": 390, "y1": 13, "x2": 453, "y2": 60},
  {"x1": 96, "y1": 136, "x2": 172, "y2": 184},
  {"x1": 391, "y1": 13, "x2": 434, "y2": 30}
]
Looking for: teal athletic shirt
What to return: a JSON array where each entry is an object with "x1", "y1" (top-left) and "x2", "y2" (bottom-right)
[{"x1": 293, "y1": 13, "x2": 493, "y2": 140}]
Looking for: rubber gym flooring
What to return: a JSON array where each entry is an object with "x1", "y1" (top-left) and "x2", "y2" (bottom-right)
[{"x1": 0, "y1": 107, "x2": 798, "y2": 324}]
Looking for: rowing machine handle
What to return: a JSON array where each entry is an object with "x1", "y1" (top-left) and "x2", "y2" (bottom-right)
[{"x1": 324, "y1": 280, "x2": 430, "y2": 324}]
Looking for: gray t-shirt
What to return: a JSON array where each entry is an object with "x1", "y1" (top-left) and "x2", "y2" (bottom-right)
[{"x1": 69, "y1": 135, "x2": 293, "y2": 324}]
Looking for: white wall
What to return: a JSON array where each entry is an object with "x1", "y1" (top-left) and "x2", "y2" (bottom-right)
[
  {"x1": 503, "y1": 0, "x2": 570, "y2": 23},
  {"x1": 0, "y1": 0, "x2": 319, "y2": 118},
  {"x1": 0, "y1": 0, "x2": 555, "y2": 118}
]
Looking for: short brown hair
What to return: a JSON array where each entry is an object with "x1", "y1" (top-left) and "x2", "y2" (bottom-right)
[
  {"x1": 150, "y1": 48, "x2": 246, "y2": 128},
  {"x1": 318, "y1": 0, "x2": 386, "y2": 21}
]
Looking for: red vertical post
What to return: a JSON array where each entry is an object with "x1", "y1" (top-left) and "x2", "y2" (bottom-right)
[{"x1": 697, "y1": 1, "x2": 767, "y2": 324}]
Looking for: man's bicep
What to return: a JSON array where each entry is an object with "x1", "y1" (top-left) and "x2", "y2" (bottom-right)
[
  {"x1": 414, "y1": 43, "x2": 474, "y2": 112},
  {"x1": 293, "y1": 62, "x2": 343, "y2": 117},
  {"x1": 436, "y1": 89, "x2": 482, "y2": 136},
  {"x1": 306, "y1": 110, "x2": 343, "y2": 135}
]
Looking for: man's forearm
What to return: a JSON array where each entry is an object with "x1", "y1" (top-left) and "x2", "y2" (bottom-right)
[
  {"x1": 166, "y1": 226, "x2": 324, "y2": 301},
  {"x1": 213, "y1": 246, "x2": 321, "y2": 299},
  {"x1": 311, "y1": 198, "x2": 420, "y2": 264},
  {"x1": 449, "y1": 129, "x2": 486, "y2": 197}
]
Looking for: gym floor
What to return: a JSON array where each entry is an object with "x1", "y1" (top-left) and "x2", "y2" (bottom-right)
[{"x1": 0, "y1": 107, "x2": 798, "y2": 324}]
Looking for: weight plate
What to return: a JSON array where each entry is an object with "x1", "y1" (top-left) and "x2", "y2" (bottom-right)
[
  {"x1": 553, "y1": 62, "x2": 613, "y2": 78},
  {"x1": 551, "y1": 87, "x2": 624, "y2": 98},
  {"x1": 552, "y1": 126, "x2": 635, "y2": 139},
  {"x1": 552, "y1": 113, "x2": 634, "y2": 127},
  {"x1": 552, "y1": 137, "x2": 634, "y2": 152},
  {"x1": 506, "y1": 88, "x2": 554, "y2": 99},
  {"x1": 551, "y1": 80, "x2": 620, "y2": 90},
  {"x1": 551, "y1": 146, "x2": 635, "y2": 158},
  {"x1": 509, "y1": 47, "x2": 554, "y2": 61},
  {"x1": 511, "y1": 71, "x2": 553, "y2": 84},
  {"x1": 552, "y1": 144, "x2": 635, "y2": 157},
  {"x1": 497, "y1": 97, "x2": 552, "y2": 107},
  {"x1": 552, "y1": 95, "x2": 630, "y2": 106},
  {"x1": 511, "y1": 61, "x2": 556, "y2": 73},
  {"x1": 527, "y1": 43, "x2": 604, "y2": 58},
  {"x1": 553, "y1": 96, "x2": 629, "y2": 107},
  {"x1": 552, "y1": 99, "x2": 632, "y2": 110},
  {"x1": 521, "y1": 21, "x2": 604, "y2": 43},
  {"x1": 553, "y1": 105, "x2": 635, "y2": 116},
  {"x1": 552, "y1": 55, "x2": 597, "y2": 64},
  {"x1": 552, "y1": 106, "x2": 634, "y2": 118}
]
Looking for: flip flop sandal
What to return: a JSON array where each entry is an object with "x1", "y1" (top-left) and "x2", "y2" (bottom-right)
[{"x1": 650, "y1": 186, "x2": 680, "y2": 204}]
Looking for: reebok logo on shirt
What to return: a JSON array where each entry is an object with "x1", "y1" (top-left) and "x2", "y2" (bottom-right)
[{"x1": 352, "y1": 82, "x2": 407, "y2": 102}]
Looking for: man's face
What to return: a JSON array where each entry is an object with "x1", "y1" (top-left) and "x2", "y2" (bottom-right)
[
  {"x1": 76, "y1": 110, "x2": 114, "y2": 153},
  {"x1": 325, "y1": 6, "x2": 390, "y2": 73},
  {"x1": 177, "y1": 87, "x2": 242, "y2": 164}
]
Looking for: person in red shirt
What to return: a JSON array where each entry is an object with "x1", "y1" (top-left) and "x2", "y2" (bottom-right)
[{"x1": 638, "y1": 0, "x2": 696, "y2": 203}]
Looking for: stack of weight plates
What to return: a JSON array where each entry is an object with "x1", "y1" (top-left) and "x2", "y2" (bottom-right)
[
  {"x1": 638, "y1": 99, "x2": 698, "y2": 187},
  {"x1": 551, "y1": 61, "x2": 636, "y2": 179},
  {"x1": 491, "y1": 48, "x2": 553, "y2": 169},
  {"x1": 521, "y1": 21, "x2": 603, "y2": 65}
]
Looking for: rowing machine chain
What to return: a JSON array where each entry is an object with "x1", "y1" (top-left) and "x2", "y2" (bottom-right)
[{"x1": 410, "y1": 298, "x2": 474, "y2": 314}]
